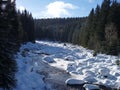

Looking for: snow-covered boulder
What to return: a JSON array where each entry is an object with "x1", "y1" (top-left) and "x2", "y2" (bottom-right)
[
  {"x1": 65, "y1": 78, "x2": 85, "y2": 85},
  {"x1": 69, "y1": 71, "x2": 80, "y2": 77},
  {"x1": 102, "y1": 79, "x2": 115, "y2": 87},
  {"x1": 66, "y1": 66, "x2": 76, "y2": 73},
  {"x1": 76, "y1": 67, "x2": 84, "y2": 75},
  {"x1": 107, "y1": 74, "x2": 117, "y2": 80},
  {"x1": 98, "y1": 67, "x2": 110, "y2": 77},
  {"x1": 66, "y1": 62, "x2": 77, "y2": 72},
  {"x1": 67, "y1": 62, "x2": 77, "y2": 68},
  {"x1": 112, "y1": 72, "x2": 120, "y2": 77},
  {"x1": 65, "y1": 56, "x2": 75, "y2": 61},
  {"x1": 114, "y1": 82, "x2": 120, "y2": 89},
  {"x1": 43, "y1": 57, "x2": 55, "y2": 63},
  {"x1": 83, "y1": 84, "x2": 100, "y2": 90},
  {"x1": 69, "y1": 71, "x2": 79, "y2": 75},
  {"x1": 83, "y1": 76, "x2": 98, "y2": 83},
  {"x1": 82, "y1": 70, "x2": 95, "y2": 77},
  {"x1": 20, "y1": 42, "x2": 40, "y2": 51}
]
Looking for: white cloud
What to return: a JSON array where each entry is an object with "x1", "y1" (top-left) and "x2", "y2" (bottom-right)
[
  {"x1": 19, "y1": 6, "x2": 25, "y2": 12},
  {"x1": 88, "y1": 0, "x2": 95, "y2": 3},
  {"x1": 41, "y1": 1, "x2": 77, "y2": 18}
]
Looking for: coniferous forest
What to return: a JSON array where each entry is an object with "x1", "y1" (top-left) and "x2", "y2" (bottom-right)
[
  {"x1": 35, "y1": 17, "x2": 86, "y2": 43},
  {"x1": 0, "y1": 0, "x2": 120, "y2": 89},
  {"x1": 0, "y1": 0, "x2": 34, "y2": 89},
  {"x1": 35, "y1": 0, "x2": 120, "y2": 55}
]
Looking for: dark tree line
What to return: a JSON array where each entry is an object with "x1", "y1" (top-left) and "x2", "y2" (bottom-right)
[
  {"x1": 79, "y1": 0, "x2": 120, "y2": 55},
  {"x1": 0, "y1": 0, "x2": 35, "y2": 89},
  {"x1": 35, "y1": 0, "x2": 120, "y2": 55},
  {"x1": 35, "y1": 17, "x2": 86, "y2": 42},
  {"x1": 18, "y1": 10, "x2": 35, "y2": 43}
]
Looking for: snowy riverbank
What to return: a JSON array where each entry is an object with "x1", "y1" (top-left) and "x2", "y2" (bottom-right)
[{"x1": 14, "y1": 40, "x2": 120, "y2": 90}]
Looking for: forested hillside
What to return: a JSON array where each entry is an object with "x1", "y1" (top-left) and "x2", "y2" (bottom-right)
[
  {"x1": 35, "y1": 0, "x2": 120, "y2": 55},
  {"x1": 0, "y1": 0, "x2": 35, "y2": 89},
  {"x1": 80, "y1": 0, "x2": 120, "y2": 55},
  {"x1": 35, "y1": 17, "x2": 86, "y2": 43}
]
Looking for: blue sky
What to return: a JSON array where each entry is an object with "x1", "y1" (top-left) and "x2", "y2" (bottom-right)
[{"x1": 16, "y1": 0, "x2": 103, "y2": 18}]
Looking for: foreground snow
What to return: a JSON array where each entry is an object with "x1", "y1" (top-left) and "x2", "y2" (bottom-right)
[{"x1": 14, "y1": 40, "x2": 120, "y2": 90}]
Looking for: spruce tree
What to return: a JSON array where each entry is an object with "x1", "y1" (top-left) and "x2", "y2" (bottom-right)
[
  {"x1": 0, "y1": 0, "x2": 18, "y2": 89},
  {"x1": 19, "y1": 10, "x2": 35, "y2": 43}
]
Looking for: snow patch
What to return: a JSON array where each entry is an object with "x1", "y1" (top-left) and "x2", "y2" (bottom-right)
[{"x1": 65, "y1": 78, "x2": 85, "y2": 85}]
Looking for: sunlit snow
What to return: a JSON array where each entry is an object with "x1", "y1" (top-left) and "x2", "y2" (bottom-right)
[{"x1": 13, "y1": 40, "x2": 120, "y2": 90}]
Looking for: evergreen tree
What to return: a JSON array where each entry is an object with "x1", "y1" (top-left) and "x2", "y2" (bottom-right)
[
  {"x1": 0, "y1": 0, "x2": 35, "y2": 89},
  {"x1": 79, "y1": 0, "x2": 120, "y2": 55},
  {"x1": 0, "y1": 50, "x2": 17, "y2": 90},
  {"x1": 99, "y1": 0, "x2": 110, "y2": 41},
  {"x1": 105, "y1": 22, "x2": 118, "y2": 55},
  {"x1": 0, "y1": 0, "x2": 18, "y2": 89},
  {"x1": 19, "y1": 10, "x2": 35, "y2": 43}
]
